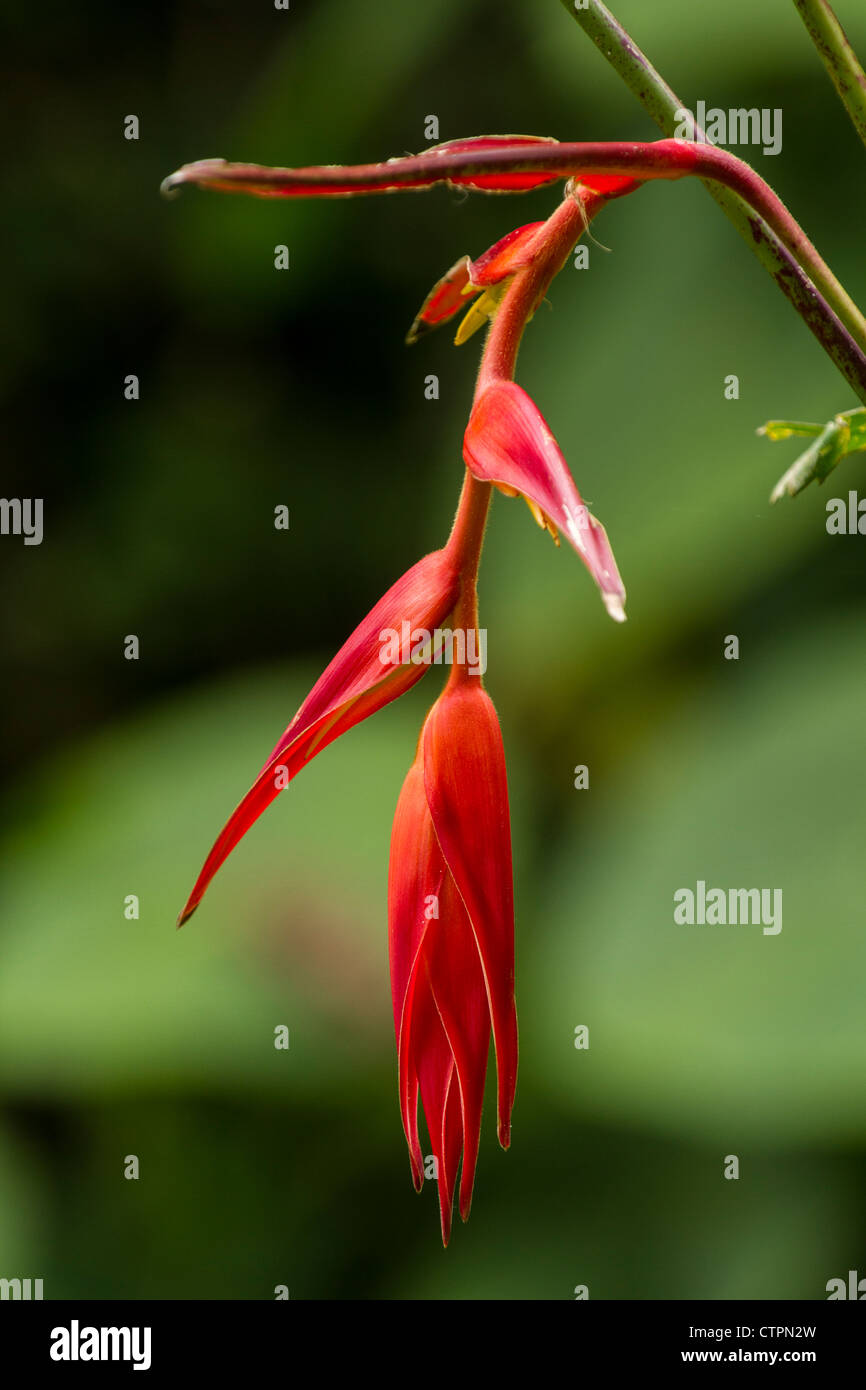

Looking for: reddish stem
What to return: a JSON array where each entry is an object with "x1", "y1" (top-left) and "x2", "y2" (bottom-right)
[
  {"x1": 446, "y1": 188, "x2": 597, "y2": 678},
  {"x1": 164, "y1": 137, "x2": 866, "y2": 364}
]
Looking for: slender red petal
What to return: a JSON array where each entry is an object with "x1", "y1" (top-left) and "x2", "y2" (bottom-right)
[
  {"x1": 393, "y1": 863, "x2": 462, "y2": 1241},
  {"x1": 424, "y1": 871, "x2": 490, "y2": 1222},
  {"x1": 389, "y1": 777, "x2": 464, "y2": 1244},
  {"x1": 422, "y1": 683, "x2": 518, "y2": 1149},
  {"x1": 416, "y1": 1022, "x2": 460, "y2": 1246},
  {"x1": 178, "y1": 550, "x2": 460, "y2": 925},
  {"x1": 467, "y1": 222, "x2": 545, "y2": 287},
  {"x1": 464, "y1": 379, "x2": 626, "y2": 622},
  {"x1": 388, "y1": 759, "x2": 445, "y2": 1189},
  {"x1": 405, "y1": 255, "x2": 475, "y2": 345},
  {"x1": 437, "y1": 1069, "x2": 464, "y2": 1245}
]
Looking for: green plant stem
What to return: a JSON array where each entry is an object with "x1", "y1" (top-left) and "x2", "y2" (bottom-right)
[
  {"x1": 560, "y1": 0, "x2": 866, "y2": 401},
  {"x1": 794, "y1": 0, "x2": 866, "y2": 149}
]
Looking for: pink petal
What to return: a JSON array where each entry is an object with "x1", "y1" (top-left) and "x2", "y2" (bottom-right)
[
  {"x1": 464, "y1": 379, "x2": 626, "y2": 622},
  {"x1": 388, "y1": 759, "x2": 445, "y2": 1191}
]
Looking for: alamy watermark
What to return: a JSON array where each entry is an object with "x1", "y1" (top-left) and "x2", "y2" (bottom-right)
[
  {"x1": 674, "y1": 880, "x2": 783, "y2": 935},
  {"x1": 827, "y1": 1269, "x2": 866, "y2": 1299},
  {"x1": 826, "y1": 491, "x2": 866, "y2": 534},
  {"x1": 0, "y1": 498, "x2": 42, "y2": 545},
  {"x1": 50, "y1": 1321, "x2": 151, "y2": 1371},
  {"x1": 674, "y1": 103, "x2": 783, "y2": 157},
  {"x1": 379, "y1": 621, "x2": 487, "y2": 677},
  {"x1": 0, "y1": 1276, "x2": 43, "y2": 1299}
]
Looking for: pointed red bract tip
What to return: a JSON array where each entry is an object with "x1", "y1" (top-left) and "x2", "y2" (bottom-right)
[{"x1": 406, "y1": 255, "x2": 475, "y2": 345}]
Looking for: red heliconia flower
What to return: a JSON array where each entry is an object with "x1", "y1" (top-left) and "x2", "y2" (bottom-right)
[
  {"x1": 178, "y1": 547, "x2": 460, "y2": 925},
  {"x1": 389, "y1": 677, "x2": 516, "y2": 1245},
  {"x1": 166, "y1": 130, "x2": 649, "y2": 1241},
  {"x1": 464, "y1": 378, "x2": 626, "y2": 622}
]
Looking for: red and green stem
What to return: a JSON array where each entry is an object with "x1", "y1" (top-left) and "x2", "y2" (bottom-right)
[{"x1": 561, "y1": 0, "x2": 866, "y2": 400}]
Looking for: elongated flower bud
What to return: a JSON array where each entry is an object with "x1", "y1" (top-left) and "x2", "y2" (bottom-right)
[{"x1": 389, "y1": 681, "x2": 516, "y2": 1242}]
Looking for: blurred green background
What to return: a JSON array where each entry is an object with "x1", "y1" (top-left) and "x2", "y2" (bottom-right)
[{"x1": 3, "y1": 0, "x2": 866, "y2": 1298}]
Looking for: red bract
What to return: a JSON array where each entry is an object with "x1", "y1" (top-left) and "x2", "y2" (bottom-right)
[
  {"x1": 178, "y1": 548, "x2": 460, "y2": 926},
  {"x1": 389, "y1": 680, "x2": 516, "y2": 1245},
  {"x1": 465, "y1": 379, "x2": 627, "y2": 622},
  {"x1": 405, "y1": 221, "x2": 544, "y2": 345},
  {"x1": 405, "y1": 256, "x2": 474, "y2": 345}
]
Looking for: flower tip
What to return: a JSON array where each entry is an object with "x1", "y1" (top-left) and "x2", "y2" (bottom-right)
[
  {"x1": 160, "y1": 159, "x2": 228, "y2": 199},
  {"x1": 404, "y1": 319, "x2": 430, "y2": 347},
  {"x1": 176, "y1": 902, "x2": 197, "y2": 929},
  {"x1": 603, "y1": 592, "x2": 627, "y2": 624},
  {"x1": 497, "y1": 1118, "x2": 511, "y2": 1150},
  {"x1": 160, "y1": 172, "x2": 184, "y2": 200}
]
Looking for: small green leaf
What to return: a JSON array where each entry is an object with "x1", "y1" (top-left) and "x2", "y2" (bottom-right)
[
  {"x1": 757, "y1": 420, "x2": 825, "y2": 442},
  {"x1": 760, "y1": 407, "x2": 866, "y2": 501}
]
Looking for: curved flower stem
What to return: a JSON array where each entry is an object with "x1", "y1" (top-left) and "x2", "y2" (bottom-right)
[
  {"x1": 447, "y1": 193, "x2": 590, "y2": 675},
  {"x1": 560, "y1": 0, "x2": 866, "y2": 399},
  {"x1": 477, "y1": 193, "x2": 586, "y2": 389},
  {"x1": 447, "y1": 470, "x2": 491, "y2": 633},
  {"x1": 166, "y1": 136, "x2": 866, "y2": 397},
  {"x1": 794, "y1": 0, "x2": 866, "y2": 149}
]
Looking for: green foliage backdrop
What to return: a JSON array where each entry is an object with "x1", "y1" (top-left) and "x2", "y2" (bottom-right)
[{"x1": 2, "y1": 0, "x2": 865, "y2": 1297}]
